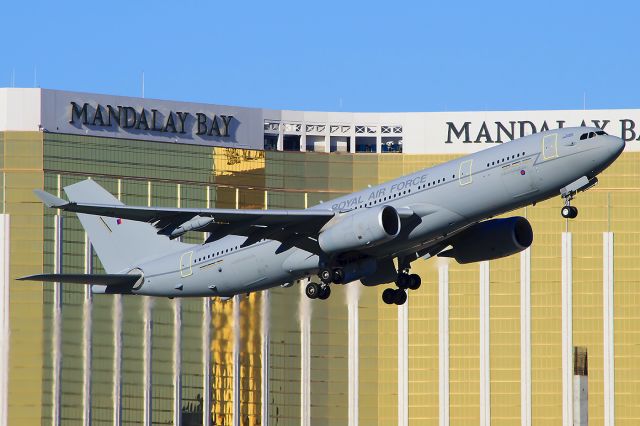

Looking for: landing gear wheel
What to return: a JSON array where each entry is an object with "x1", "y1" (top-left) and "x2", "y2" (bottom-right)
[
  {"x1": 332, "y1": 268, "x2": 345, "y2": 284},
  {"x1": 318, "y1": 285, "x2": 331, "y2": 300},
  {"x1": 305, "y1": 282, "x2": 320, "y2": 299},
  {"x1": 561, "y1": 205, "x2": 578, "y2": 219},
  {"x1": 319, "y1": 268, "x2": 332, "y2": 284},
  {"x1": 394, "y1": 289, "x2": 408, "y2": 305},
  {"x1": 408, "y1": 274, "x2": 422, "y2": 291},
  {"x1": 382, "y1": 288, "x2": 396, "y2": 305},
  {"x1": 396, "y1": 273, "x2": 411, "y2": 289},
  {"x1": 569, "y1": 206, "x2": 578, "y2": 218}
]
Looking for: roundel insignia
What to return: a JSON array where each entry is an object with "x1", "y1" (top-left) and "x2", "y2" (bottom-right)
[{"x1": 520, "y1": 170, "x2": 526, "y2": 175}]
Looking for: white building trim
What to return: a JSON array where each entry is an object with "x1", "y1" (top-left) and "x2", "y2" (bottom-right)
[
  {"x1": 520, "y1": 248, "x2": 531, "y2": 426},
  {"x1": 398, "y1": 295, "x2": 408, "y2": 426},
  {"x1": 53, "y1": 215, "x2": 63, "y2": 426},
  {"x1": 562, "y1": 232, "x2": 573, "y2": 426},
  {"x1": 439, "y1": 265, "x2": 449, "y2": 426},
  {"x1": 82, "y1": 235, "x2": 93, "y2": 426},
  {"x1": 479, "y1": 261, "x2": 490, "y2": 426},
  {"x1": 603, "y1": 232, "x2": 615, "y2": 426},
  {"x1": 0, "y1": 215, "x2": 10, "y2": 426},
  {"x1": 348, "y1": 284, "x2": 359, "y2": 426}
]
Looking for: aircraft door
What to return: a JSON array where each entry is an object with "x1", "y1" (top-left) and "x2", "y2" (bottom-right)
[
  {"x1": 542, "y1": 133, "x2": 558, "y2": 160},
  {"x1": 458, "y1": 160, "x2": 473, "y2": 185},
  {"x1": 180, "y1": 251, "x2": 193, "y2": 277}
]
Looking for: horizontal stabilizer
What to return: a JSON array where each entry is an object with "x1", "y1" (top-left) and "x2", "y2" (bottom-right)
[
  {"x1": 18, "y1": 273, "x2": 142, "y2": 287},
  {"x1": 33, "y1": 190, "x2": 68, "y2": 208}
]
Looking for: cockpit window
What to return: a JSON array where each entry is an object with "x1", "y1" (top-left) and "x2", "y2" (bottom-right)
[
  {"x1": 580, "y1": 131, "x2": 601, "y2": 140},
  {"x1": 596, "y1": 130, "x2": 607, "y2": 135}
]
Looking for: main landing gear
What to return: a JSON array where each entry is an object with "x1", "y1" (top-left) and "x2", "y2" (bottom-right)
[
  {"x1": 382, "y1": 272, "x2": 421, "y2": 306},
  {"x1": 306, "y1": 267, "x2": 345, "y2": 300},
  {"x1": 305, "y1": 281, "x2": 331, "y2": 300}
]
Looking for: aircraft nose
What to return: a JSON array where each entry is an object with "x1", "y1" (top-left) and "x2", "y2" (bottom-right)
[{"x1": 609, "y1": 135, "x2": 625, "y2": 158}]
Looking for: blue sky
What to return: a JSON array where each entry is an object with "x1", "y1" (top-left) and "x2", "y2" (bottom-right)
[{"x1": 1, "y1": 0, "x2": 638, "y2": 112}]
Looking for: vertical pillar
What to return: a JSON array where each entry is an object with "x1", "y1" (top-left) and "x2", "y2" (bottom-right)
[
  {"x1": 479, "y1": 261, "x2": 490, "y2": 426},
  {"x1": 261, "y1": 290, "x2": 270, "y2": 426},
  {"x1": 232, "y1": 295, "x2": 240, "y2": 426},
  {"x1": 398, "y1": 295, "x2": 408, "y2": 426},
  {"x1": 113, "y1": 179, "x2": 123, "y2": 426},
  {"x1": 520, "y1": 248, "x2": 531, "y2": 426},
  {"x1": 438, "y1": 265, "x2": 449, "y2": 426},
  {"x1": 348, "y1": 284, "x2": 359, "y2": 426},
  {"x1": 53, "y1": 215, "x2": 63, "y2": 426},
  {"x1": 143, "y1": 297, "x2": 152, "y2": 426},
  {"x1": 300, "y1": 281, "x2": 311, "y2": 426},
  {"x1": 0, "y1": 215, "x2": 10, "y2": 426},
  {"x1": 83, "y1": 234, "x2": 93, "y2": 426},
  {"x1": 113, "y1": 293, "x2": 122, "y2": 426},
  {"x1": 143, "y1": 180, "x2": 153, "y2": 426},
  {"x1": 261, "y1": 190, "x2": 270, "y2": 426},
  {"x1": 561, "y1": 232, "x2": 573, "y2": 426},
  {"x1": 573, "y1": 347, "x2": 588, "y2": 426},
  {"x1": 173, "y1": 299, "x2": 182, "y2": 426},
  {"x1": 300, "y1": 192, "x2": 311, "y2": 426},
  {"x1": 232, "y1": 187, "x2": 241, "y2": 426},
  {"x1": 203, "y1": 186, "x2": 212, "y2": 426},
  {"x1": 603, "y1": 232, "x2": 615, "y2": 426},
  {"x1": 174, "y1": 184, "x2": 182, "y2": 426}
]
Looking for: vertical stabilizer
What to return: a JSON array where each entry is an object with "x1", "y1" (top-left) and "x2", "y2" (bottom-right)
[{"x1": 64, "y1": 180, "x2": 190, "y2": 273}]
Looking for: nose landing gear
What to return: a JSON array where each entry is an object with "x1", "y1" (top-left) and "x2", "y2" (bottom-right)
[
  {"x1": 560, "y1": 193, "x2": 578, "y2": 219},
  {"x1": 382, "y1": 271, "x2": 422, "y2": 305}
]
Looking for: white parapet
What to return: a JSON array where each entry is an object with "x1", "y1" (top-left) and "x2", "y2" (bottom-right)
[{"x1": 0, "y1": 215, "x2": 9, "y2": 426}]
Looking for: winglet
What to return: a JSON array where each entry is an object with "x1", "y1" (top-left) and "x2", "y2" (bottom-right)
[{"x1": 33, "y1": 189, "x2": 68, "y2": 208}]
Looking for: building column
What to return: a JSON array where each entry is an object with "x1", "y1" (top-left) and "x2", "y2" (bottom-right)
[
  {"x1": 113, "y1": 179, "x2": 123, "y2": 426},
  {"x1": 300, "y1": 281, "x2": 311, "y2": 426},
  {"x1": 398, "y1": 294, "x2": 408, "y2": 426},
  {"x1": 261, "y1": 290, "x2": 270, "y2": 426},
  {"x1": 0, "y1": 215, "x2": 10, "y2": 426},
  {"x1": 174, "y1": 184, "x2": 182, "y2": 426},
  {"x1": 143, "y1": 297, "x2": 153, "y2": 426},
  {"x1": 143, "y1": 181, "x2": 153, "y2": 426},
  {"x1": 203, "y1": 186, "x2": 212, "y2": 426},
  {"x1": 439, "y1": 264, "x2": 449, "y2": 426},
  {"x1": 173, "y1": 299, "x2": 182, "y2": 426},
  {"x1": 479, "y1": 261, "x2": 490, "y2": 426},
  {"x1": 561, "y1": 232, "x2": 573, "y2": 426},
  {"x1": 603, "y1": 232, "x2": 615, "y2": 426},
  {"x1": 520, "y1": 248, "x2": 531, "y2": 426},
  {"x1": 53, "y1": 215, "x2": 63, "y2": 426},
  {"x1": 348, "y1": 283, "x2": 359, "y2": 426},
  {"x1": 203, "y1": 297, "x2": 212, "y2": 426},
  {"x1": 232, "y1": 295, "x2": 240, "y2": 426},
  {"x1": 113, "y1": 293, "x2": 122, "y2": 426},
  {"x1": 83, "y1": 235, "x2": 93, "y2": 426}
]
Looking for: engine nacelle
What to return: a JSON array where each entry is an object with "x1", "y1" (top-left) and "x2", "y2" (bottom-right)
[
  {"x1": 440, "y1": 216, "x2": 533, "y2": 264},
  {"x1": 318, "y1": 205, "x2": 400, "y2": 254}
]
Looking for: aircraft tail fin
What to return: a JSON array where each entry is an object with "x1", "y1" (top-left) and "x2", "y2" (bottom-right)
[{"x1": 63, "y1": 179, "x2": 189, "y2": 273}]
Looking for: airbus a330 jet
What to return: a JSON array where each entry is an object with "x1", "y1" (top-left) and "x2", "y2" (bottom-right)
[{"x1": 20, "y1": 127, "x2": 625, "y2": 305}]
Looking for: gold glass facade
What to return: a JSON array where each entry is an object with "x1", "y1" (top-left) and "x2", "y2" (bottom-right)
[{"x1": 2, "y1": 129, "x2": 640, "y2": 425}]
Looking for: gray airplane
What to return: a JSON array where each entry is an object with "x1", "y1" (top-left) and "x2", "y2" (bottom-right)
[{"x1": 20, "y1": 127, "x2": 624, "y2": 305}]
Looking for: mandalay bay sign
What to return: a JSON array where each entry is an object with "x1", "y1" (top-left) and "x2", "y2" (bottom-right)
[{"x1": 68, "y1": 101, "x2": 234, "y2": 137}]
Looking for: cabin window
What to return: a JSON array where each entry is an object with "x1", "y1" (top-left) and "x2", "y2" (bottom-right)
[{"x1": 596, "y1": 130, "x2": 606, "y2": 135}]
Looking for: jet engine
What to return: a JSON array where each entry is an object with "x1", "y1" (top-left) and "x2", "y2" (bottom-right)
[
  {"x1": 439, "y1": 216, "x2": 533, "y2": 264},
  {"x1": 318, "y1": 205, "x2": 401, "y2": 253}
]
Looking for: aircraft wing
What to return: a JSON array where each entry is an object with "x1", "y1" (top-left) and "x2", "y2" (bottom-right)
[{"x1": 34, "y1": 184, "x2": 336, "y2": 252}]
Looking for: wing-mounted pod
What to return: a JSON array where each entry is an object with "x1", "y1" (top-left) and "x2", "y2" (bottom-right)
[{"x1": 318, "y1": 205, "x2": 401, "y2": 254}]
